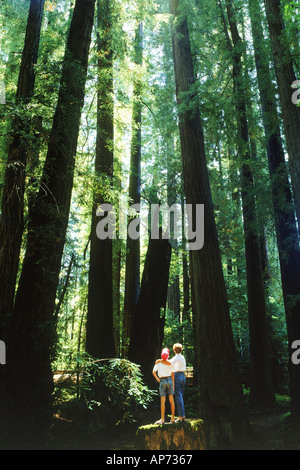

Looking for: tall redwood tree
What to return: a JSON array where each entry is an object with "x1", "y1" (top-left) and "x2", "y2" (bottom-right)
[
  {"x1": 224, "y1": 0, "x2": 275, "y2": 409},
  {"x1": 5, "y1": 0, "x2": 96, "y2": 447},
  {"x1": 264, "y1": 0, "x2": 300, "y2": 230},
  {"x1": 0, "y1": 0, "x2": 45, "y2": 338},
  {"x1": 123, "y1": 23, "x2": 143, "y2": 355},
  {"x1": 264, "y1": 0, "x2": 300, "y2": 418},
  {"x1": 169, "y1": 0, "x2": 248, "y2": 448},
  {"x1": 86, "y1": 0, "x2": 115, "y2": 360}
]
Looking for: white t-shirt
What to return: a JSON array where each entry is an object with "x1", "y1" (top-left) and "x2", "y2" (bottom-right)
[
  {"x1": 170, "y1": 353, "x2": 186, "y2": 372},
  {"x1": 153, "y1": 362, "x2": 173, "y2": 378}
]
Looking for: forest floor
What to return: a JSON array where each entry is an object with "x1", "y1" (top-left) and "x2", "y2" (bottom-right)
[
  {"x1": 245, "y1": 406, "x2": 300, "y2": 450},
  {"x1": 48, "y1": 388, "x2": 300, "y2": 451}
]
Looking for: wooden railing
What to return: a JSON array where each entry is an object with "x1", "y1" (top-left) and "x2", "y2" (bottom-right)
[{"x1": 53, "y1": 363, "x2": 251, "y2": 388}]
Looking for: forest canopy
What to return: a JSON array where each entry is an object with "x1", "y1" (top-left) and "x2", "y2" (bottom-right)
[{"x1": 0, "y1": 0, "x2": 300, "y2": 450}]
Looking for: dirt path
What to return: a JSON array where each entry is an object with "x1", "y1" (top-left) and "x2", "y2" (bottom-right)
[{"x1": 245, "y1": 410, "x2": 300, "y2": 450}]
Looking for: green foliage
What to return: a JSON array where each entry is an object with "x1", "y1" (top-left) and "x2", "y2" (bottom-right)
[
  {"x1": 283, "y1": 0, "x2": 300, "y2": 75},
  {"x1": 79, "y1": 356, "x2": 156, "y2": 426},
  {"x1": 164, "y1": 308, "x2": 194, "y2": 364},
  {"x1": 1, "y1": 0, "x2": 297, "y2": 434},
  {"x1": 45, "y1": 0, "x2": 290, "y2": 381}
]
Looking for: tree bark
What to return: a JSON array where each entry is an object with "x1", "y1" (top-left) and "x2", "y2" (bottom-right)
[
  {"x1": 181, "y1": 196, "x2": 190, "y2": 327},
  {"x1": 251, "y1": 0, "x2": 300, "y2": 417},
  {"x1": 167, "y1": 139, "x2": 181, "y2": 323},
  {"x1": 264, "y1": 0, "x2": 300, "y2": 231},
  {"x1": 169, "y1": 0, "x2": 248, "y2": 449},
  {"x1": 128, "y1": 232, "x2": 172, "y2": 386},
  {"x1": 224, "y1": 0, "x2": 275, "y2": 409},
  {"x1": 5, "y1": 0, "x2": 96, "y2": 446},
  {"x1": 0, "y1": 0, "x2": 45, "y2": 338},
  {"x1": 123, "y1": 23, "x2": 143, "y2": 355},
  {"x1": 86, "y1": 0, "x2": 115, "y2": 359},
  {"x1": 53, "y1": 252, "x2": 75, "y2": 327}
]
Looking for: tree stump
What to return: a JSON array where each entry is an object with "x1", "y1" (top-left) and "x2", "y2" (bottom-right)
[{"x1": 136, "y1": 419, "x2": 206, "y2": 450}]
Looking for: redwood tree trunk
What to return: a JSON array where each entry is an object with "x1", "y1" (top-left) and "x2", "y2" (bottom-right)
[
  {"x1": 0, "y1": 0, "x2": 45, "y2": 338},
  {"x1": 128, "y1": 233, "x2": 172, "y2": 386},
  {"x1": 169, "y1": 0, "x2": 248, "y2": 449},
  {"x1": 167, "y1": 140, "x2": 181, "y2": 324},
  {"x1": 181, "y1": 196, "x2": 190, "y2": 326},
  {"x1": 264, "y1": 0, "x2": 300, "y2": 231},
  {"x1": 5, "y1": 0, "x2": 96, "y2": 446},
  {"x1": 256, "y1": 0, "x2": 300, "y2": 417},
  {"x1": 123, "y1": 23, "x2": 143, "y2": 355},
  {"x1": 225, "y1": 0, "x2": 275, "y2": 409},
  {"x1": 86, "y1": 0, "x2": 115, "y2": 359}
]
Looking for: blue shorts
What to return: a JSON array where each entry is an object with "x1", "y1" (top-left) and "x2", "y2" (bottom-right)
[{"x1": 159, "y1": 376, "x2": 174, "y2": 397}]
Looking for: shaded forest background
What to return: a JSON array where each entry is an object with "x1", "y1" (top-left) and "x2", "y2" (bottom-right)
[{"x1": 0, "y1": 0, "x2": 300, "y2": 450}]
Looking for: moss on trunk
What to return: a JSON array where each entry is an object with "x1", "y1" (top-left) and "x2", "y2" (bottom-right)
[{"x1": 136, "y1": 419, "x2": 206, "y2": 450}]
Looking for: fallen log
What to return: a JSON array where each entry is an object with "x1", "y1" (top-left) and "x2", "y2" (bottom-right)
[{"x1": 136, "y1": 419, "x2": 206, "y2": 450}]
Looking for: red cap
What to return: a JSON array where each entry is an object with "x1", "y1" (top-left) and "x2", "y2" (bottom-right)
[{"x1": 161, "y1": 348, "x2": 169, "y2": 360}]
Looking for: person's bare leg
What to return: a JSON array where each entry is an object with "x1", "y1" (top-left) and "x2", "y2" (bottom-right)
[
  {"x1": 169, "y1": 395, "x2": 175, "y2": 422},
  {"x1": 160, "y1": 396, "x2": 166, "y2": 422}
]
